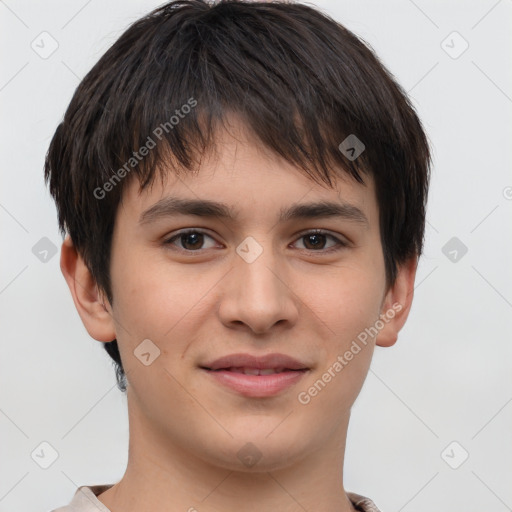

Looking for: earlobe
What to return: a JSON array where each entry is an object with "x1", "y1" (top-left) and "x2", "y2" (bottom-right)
[
  {"x1": 60, "y1": 234, "x2": 117, "y2": 342},
  {"x1": 375, "y1": 257, "x2": 418, "y2": 348}
]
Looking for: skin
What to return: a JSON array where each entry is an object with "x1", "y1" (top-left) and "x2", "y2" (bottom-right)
[{"x1": 61, "y1": 115, "x2": 417, "y2": 512}]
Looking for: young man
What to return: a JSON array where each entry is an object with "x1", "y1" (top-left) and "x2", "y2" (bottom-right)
[{"x1": 46, "y1": 0, "x2": 431, "y2": 510}]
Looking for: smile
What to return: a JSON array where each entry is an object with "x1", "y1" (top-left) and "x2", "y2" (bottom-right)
[{"x1": 201, "y1": 367, "x2": 309, "y2": 397}]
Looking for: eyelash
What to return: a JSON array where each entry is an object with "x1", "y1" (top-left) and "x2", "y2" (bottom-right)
[{"x1": 163, "y1": 229, "x2": 349, "y2": 254}]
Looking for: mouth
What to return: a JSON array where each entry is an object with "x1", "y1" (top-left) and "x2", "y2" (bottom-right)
[
  {"x1": 202, "y1": 366, "x2": 307, "y2": 375},
  {"x1": 201, "y1": 352, "x2": 309, "y2": 371},
  {"x1": 199, "y1": 353, "x2": 310, "y2": 397}
]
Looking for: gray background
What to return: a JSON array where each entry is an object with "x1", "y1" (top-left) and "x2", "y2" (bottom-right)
[{"x1": 1, "y1": 1, "x2": 511, "y2": 511}]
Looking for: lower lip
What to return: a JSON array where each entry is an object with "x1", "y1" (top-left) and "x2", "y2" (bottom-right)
[{"x1": 201, "y1": 369, "x2": 308, "y2": 397}]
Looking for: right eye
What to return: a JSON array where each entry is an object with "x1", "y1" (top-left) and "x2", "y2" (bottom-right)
[{"x1": 163, "y1": 229, "x2": 220, "y2": 252}]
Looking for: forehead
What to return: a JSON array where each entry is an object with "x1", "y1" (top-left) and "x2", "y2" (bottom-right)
[{"x1": 117, "y1": 115, "x2": 378, "y2": 228}]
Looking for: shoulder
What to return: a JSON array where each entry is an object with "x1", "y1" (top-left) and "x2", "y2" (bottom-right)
[
  {"x1": 49, "y1": 484, "x2": 114, "y2": 512},
  {"x1": 347, "y1": 491, "x2": 382, "y2": 512}
]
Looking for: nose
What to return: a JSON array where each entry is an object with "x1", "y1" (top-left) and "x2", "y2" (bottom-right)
[{"x1": 217, "y1": 243, "x2": 300, "y2": 335}]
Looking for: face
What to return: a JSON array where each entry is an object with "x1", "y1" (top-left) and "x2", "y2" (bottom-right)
[{"x1": 95, "y1": 116, "x2": 409, "y2": 471}]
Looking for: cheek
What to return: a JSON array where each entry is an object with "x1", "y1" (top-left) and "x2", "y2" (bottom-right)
[
  {"x1": 300, "y1": 265, "x2": 384, "y2": 344},
  {"x1": 110, "y1": 256, "x2": 221, "y2": 369},
  {"x1": 296, "y1": 275, "x2": 381, "y2": 422},
  {"x1": 111, "y1": 254, "x2": 189, "y2": 332}
]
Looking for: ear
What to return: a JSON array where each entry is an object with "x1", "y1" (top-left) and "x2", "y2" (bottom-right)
[
  {"x1": 375, "y1": 256, "x2": 418, "y2": 348},
  {"x1": 60, "y1": 234, "x2": 116, "y2": 342}
]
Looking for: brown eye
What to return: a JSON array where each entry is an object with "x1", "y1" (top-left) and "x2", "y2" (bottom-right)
[
  {"x1": 164, "y1": 230, "x2": 218, "y2": 251},
  {"x1": 293, "y1": 230, "x2": 347, "y2": 252},
  {"x1": 302, "y1": 233, "x2": 328, "y2": 250}
]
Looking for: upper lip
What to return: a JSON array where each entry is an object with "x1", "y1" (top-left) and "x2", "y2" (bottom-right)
[{"x1": 201, "y1": 353, "x2": 309, "y2": 371}]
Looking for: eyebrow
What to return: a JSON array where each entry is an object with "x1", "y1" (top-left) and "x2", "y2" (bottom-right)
[{"x1": 138, "y1": 197, "x2": 369, "y2": 227}]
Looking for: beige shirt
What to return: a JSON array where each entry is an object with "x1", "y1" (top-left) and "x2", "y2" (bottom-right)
[{"x1": 50, "y1": 484, "x2": 382, "y2": 511}]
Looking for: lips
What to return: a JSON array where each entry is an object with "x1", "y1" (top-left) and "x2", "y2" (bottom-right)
[
  {"x1": 200, "y1": 353, "x2": 310, "y2": 397},
  {"x1": 200, "y1": 353, "x2": 309, "y2": 372},
  {"x1": 220, "y1": 367, "x2": 294, "y2": 375}
]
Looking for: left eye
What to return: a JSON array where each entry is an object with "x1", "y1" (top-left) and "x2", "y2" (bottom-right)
[
  {"x1": 164, "y1": 229, "x2": 346, "y2": 252},
  {"x1": 293, "y1": 230, "x2": 346, "y2": 251}
]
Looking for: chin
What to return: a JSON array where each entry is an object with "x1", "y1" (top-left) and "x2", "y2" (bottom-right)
[{"x1": 198, "y1": 427, "x2": 310, "y2": 473}]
